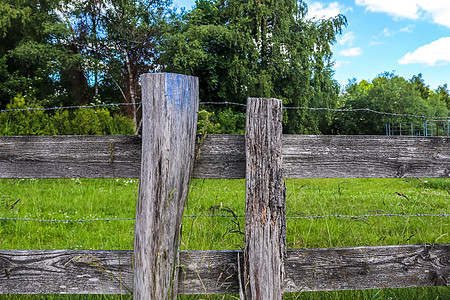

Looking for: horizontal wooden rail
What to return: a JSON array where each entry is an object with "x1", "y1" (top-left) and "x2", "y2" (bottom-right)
[
  {"x1": 1, "y1": 135, "x2": 450, "y2": 179},
  {"x1": 1, "y1": 244, "x2": 448, "y2": 294}
]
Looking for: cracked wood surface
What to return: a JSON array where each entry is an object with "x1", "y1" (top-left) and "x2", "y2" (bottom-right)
[
  {"x1": 1, "y1": 245, "x2": 448, "y2": 294},
  {"x1": 2, "y1": 135, "x2": 450, "y2": 179}
]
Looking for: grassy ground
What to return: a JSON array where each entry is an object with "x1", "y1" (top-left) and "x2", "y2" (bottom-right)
[{"x1": 0, "y1": 178, "x2": 449, "y2": 299}]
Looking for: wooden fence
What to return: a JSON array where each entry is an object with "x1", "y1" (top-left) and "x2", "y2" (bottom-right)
[{"x1": 0, "y1": 73, "x2": 449, "y2": 298}]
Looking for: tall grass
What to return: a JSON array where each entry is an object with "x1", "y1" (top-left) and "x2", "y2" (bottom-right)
[{"x1": 0, "y1": 178, "x2": 449, "y2": 299}]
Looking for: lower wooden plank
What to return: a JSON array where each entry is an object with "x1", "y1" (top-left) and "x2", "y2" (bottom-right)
[
  {"x1": 1, "y1": 245, "x2": 449, "y2": 294},
  {"x1": 284, "y1": 244, "x2": 450, "y2": 292},
  {"x1": 0, "y1": 250, "x2": 133, "y2": 294}
]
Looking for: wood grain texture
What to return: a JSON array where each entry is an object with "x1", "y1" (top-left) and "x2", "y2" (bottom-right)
[
  {"x1": 1, "y1": 245, "x2": 448, "y2": 294},
  {"x1": 282, "y1": 135, "x2": 450, "y2": 179},
  {"x1": 0, "y1": 135, "x2": 141, "y2": 178},
  {"x1": 0, "y1": 250, "x2": 133, "y2": 294},
  {"x1": 192, "y1": 134, "x2": 245, "y2": 179},
  {"x1": 244, "y1": 98, "x2": 286, "y2": 299},
  {"x1": 133, "y1": 73, "x2": 199, "y2": 299},
  {"x1": 284, "y1": 244, "x2": 450, "y2": 292},
  {"x1": 2, "y1": 135, "x2": 450, "y2": 179}
]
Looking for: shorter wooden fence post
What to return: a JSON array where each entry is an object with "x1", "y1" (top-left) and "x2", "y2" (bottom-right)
[
  {"x1": 244, "y1": 97, "x2": 286, "y2": 299},
  {"x1": 134, "y1": 73, "x2": 199, "y2": 299}
]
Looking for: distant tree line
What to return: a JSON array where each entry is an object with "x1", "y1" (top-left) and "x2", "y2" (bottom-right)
[
  {"x1": 332, "y1": 72, "x2": 450, "y2": 135},
  {"x1": 0, "y1": 0, "x2": 449, "y2": 135}
]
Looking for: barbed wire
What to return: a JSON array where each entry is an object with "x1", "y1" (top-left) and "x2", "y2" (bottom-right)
[
  {"x1": 286, "y1": 213, "x2": 450, "y2": 219},
  {"x1": 0, "y1": 217, "x2": 135, "y2": 222},
  {"x1": 200, "y1": 101, "x2": 247, "y2": 107},
  {"x1": 184, "y1": 213, "x2": 450, "y2": 219},
  {"x1": 0, "y1": 102, "x2": 142, "y2": 113},
  {"x1": 2, "y1": 100, "x2": 449, "y2": 120},
  {"x1": 200, "y1": 101, "x2": 450, "y2": 120},
  {"x1": 284, "y1": 107, "x2": 450, "y2": 120},
  {"x1": 1, "y1": 213, "x2": 448, "y2": 223}
]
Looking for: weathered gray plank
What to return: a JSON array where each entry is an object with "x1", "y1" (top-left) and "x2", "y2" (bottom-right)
[
  {"x1": 244, "y1": 98, "x2": 286, "y2": 299},
  {"x1": 282, "y1": 135, "x2": 450, "y2": 179},
  {"x1": 283, "y1": 244, "x2": 450, "y2": 292},
  {"x1": 192, "y1": 134, "x2": 245, "y2": 179},
  {"x1": 134, "y1": 73, "x2": 199, "y2": 299},
  {"x1": 1, "y1": 245, "x2": 449, "y2": 294},
  {"x1": 0, "y1": 250, "x2": 133, "y2": 294},
  {"x1": 0, "y1": 135, "x2": 141, "y2": 178},
  {"x1": 2, "y1": 135, "x2": 450, "y2": 179}
]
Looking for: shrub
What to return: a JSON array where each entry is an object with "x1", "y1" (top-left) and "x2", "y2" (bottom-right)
[
  {"x1": 197, "y1": 109, "x2": 221, "y2": 135},
  {"x1": 218, "y1": 108, "x2": 246, "y2": 134},
  {"x1": 0, "y1": 95, "x2": 135, "y2": 135},
  {"x1": 0, "y1": 95, "x2": 56, "y2": 135},
  {"x1": 197, "y1": 108, "x2": 246, "y2": 135}
]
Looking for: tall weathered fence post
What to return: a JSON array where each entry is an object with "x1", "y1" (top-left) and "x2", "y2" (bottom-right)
[
  {"x1": 244, "y1": 98, "x2": 286, "y2": 299},
  {"x1": 134, "y1": 73, "x2": 199, "y2": 299}
]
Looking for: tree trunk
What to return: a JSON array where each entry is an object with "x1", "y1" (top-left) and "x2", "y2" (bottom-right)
[{"x1": 124, "y1": 48, "x2": 138, "y2": 131}]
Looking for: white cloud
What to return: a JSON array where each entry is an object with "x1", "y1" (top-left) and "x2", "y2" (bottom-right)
[
  {"x1": 417, "y1": 1, "x2": 450, "y2": 27},
  {"x1": 355, "y1": 0, "x2": 420, "y2": 19},
  {"x1": 339, "y1": 32, "x2": 355, "y2": 46},
  {"x1": 356, "y1": 0, "x2": 450, "y2": 28},
  {"x1": 334, "y1": 60, "x2": 351, "y2": 68},
  {"x1": 339, "y1": 47, "x2": 362, "y2": 56},
  {"x1": 399, "y1": 37, "x2": 450, "y2": 66},
  {"x1": 307, "y1": 1, "x2": 344, "y2": 19},
  {"x1": 382, "y1": 28, "x2": 392, "y2": 36},
  {"x1": 400, "y1": 25, "x2": 415, "y2": 33},
  {"x1": 369, "y1": 40, "x2": 385, "y2": 46}
]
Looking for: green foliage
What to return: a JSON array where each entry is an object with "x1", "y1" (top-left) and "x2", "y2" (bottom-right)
[
  {"x1": 0, "y1": 1, "x2": 32, "y2": 36},
  {"x1": 333, "y1": 73, "x2": 449, "y2": 135},
  {"x1": 197, "y1": 109, "x2": 221, "y2": 134},
  {"x1": 436, "y1": 84, "x2": 450, "y2": 109},
  {"x1": 162, "y1": 0, "x2": 347, "y2": 134},
  {"x1": 0, "y1": 95, "x2": 135, "y2": 136},
  {"x1": 0, "y1": 0, "x2": 175, "y2": 128},
  {"x1": 0, "y1": 0, "x2": 68, "y2": 108},
  {"x1": 3, "y1": 0, "x2": 450, "y2": 137},
  {"x1": 197, "y1": 108, "x2": 246, "y2": 134},
  {"x1": 217, "y1": 108, "x2": 246, "y2": 134},
  {"x1": 0, "y1": 94, "x2": 55, "y2": 135}
]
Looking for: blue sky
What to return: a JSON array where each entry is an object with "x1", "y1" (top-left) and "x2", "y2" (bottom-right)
[{"x1": 172, "y1": 0, "x2": 450, "y2": 90}]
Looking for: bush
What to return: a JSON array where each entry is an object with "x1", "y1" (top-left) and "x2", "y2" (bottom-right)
[
  {"x1": 197, "y1": 108, "x2": 246, "y2": 135},
  {"x1": 0, "y1": 95, "x2": 135, "y2": 135},
  {"x1": 197, "y1": 110, "x2": 221, "y2": 135},
  {"x1": 0, "y1": 95, "x2": 56, "y2": 135},
  {"x1": 217, "y1": 108, "x2": 246, "y2": 134}
]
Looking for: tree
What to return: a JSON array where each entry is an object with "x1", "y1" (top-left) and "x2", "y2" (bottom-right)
[
  {"x1": 100, "y1": 0, "x2": 172, "y2": 131},
  {"x1": 0, "y1": 0, "x2": 102, "y2": 108},
  {"x1": 0, "y1": 0, "x2": 60, "y2": 108},
  {"x1": 436, "y1": 84, "x2": 450, "y2": 109},
  {"x1": 161, "y1": 0, "x2": 347, "y2": 134},
  {"x1": 411, "y1": 73, "x2": 431, "y2": 100},
  {"x1": 333, "y1": 73, "x2": 449, "y2": 135},
  {"x1": 0, "y1": 0, "x2": 173, "y2": 133}
]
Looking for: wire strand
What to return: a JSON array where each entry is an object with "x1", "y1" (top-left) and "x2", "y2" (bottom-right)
[
  {"x1": 0, "y1": 217, "x2": 135, "y2": 222},
  {"x1": 0, "y1": 102, "x2": 142, "y2": 113},
  {"x1": 200, "y1": 101, "x2": 450, "y2": 120},
  {"x1": 2, "y1": 100, "x2": 449, "y2": 120},
  {"x1": 200, "y1": 101, "x2": 247, "y2": 107},
  {"x1": 283, "y1": 106, "x2": 450, "y2": 120},
  {"x1": 1, "y1": 213, "x2": 448, "y2": 222}
]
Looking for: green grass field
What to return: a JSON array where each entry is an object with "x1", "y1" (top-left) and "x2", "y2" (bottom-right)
[{"x1": 0, "y1": 177, "x2": 449, "y2": 299}]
